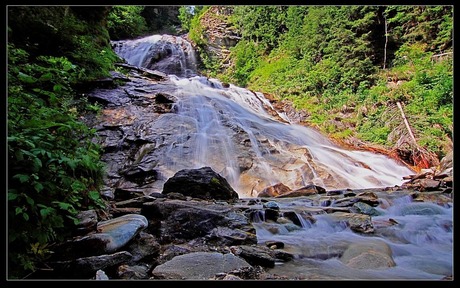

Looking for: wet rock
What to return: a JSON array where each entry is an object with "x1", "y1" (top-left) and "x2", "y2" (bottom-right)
[
  {"x1": 263, "y1": 201, "x2": 280, "y2": 210},
  {"x1": 95, "y1": 214, "x2": 148, "y2": 252},
  {"x1": 162, "y1": 166, "x2": 239, "y2": 201},
  {"x1": 257, "y1": 183, "x2": 291, "y2": 197},
  {"x1": 125, "y1": 231, "x2": 161, "y2": 262},
  {"x1": 351, "y1": 202, "x2": 382, "y2": 216},
  {"x1": 86, "y1": 88, "x2": 131, "y2": 106},
  {"x1": 110, "y1": 71, "x2": 131, "y2": 82},
  {"x1": 141, "y1": 199, "x2": 253, "y2": 244},
  {"x1": 53, "y1": 251, "x2": 133, "y2": 279},
  {"x1": 52, "y1": 214, "x2": 148, "y2": 260},
  {"x1": 328, "y1": 212, "x2": 374, "y2": 233},
  {"x1": 229, "y1": 245, "x2": 276, "y2": 268},
  {"x1": 340, "y1": 240, "x2": 396, "y2": 269},
  {"x1": 120, "y1": 166, "x2": 159, "y2": 186},
  {"x1": 95, "y1": 269, "x2": 109, "y2": 280},
  {"x1": 206, "y1": 226, "x2": 257, "y2": 246},
  {"x1": 265, "y1": 241, "x2": 284, "y2": 249},
  {"x1": 150, "y1": 252, "x2": 252, "y2": 280},
  {"x1": 74, "y1": 210, "x2": 98, "y2": 236},
  {"x1": 116, "y1": 264, "x2": 150, "y2": 279},
  {"x1": 276, "y1": 184, "x2": 326, "y2": 198},
  {"x1": 109, "y1": 207, "x2": 142, "y2": 218},
  {"x1": 264, "y1": 208, "x2": 280, "y2": 222},
  {"x1": 355, "y1": 191, "x2": 380, "y2": 206}
]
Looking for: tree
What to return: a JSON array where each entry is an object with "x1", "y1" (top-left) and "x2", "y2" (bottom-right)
[{"x1": 107, "y1": 6, "x2": 148, "y2": 40}]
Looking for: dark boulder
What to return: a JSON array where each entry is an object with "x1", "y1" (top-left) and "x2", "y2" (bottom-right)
[{"x1": 162, "y1": 167, "x2": 239, "y2": 201}]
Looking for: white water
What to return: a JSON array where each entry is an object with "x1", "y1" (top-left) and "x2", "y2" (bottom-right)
[
  {"x1": 113, "y1": 34, "x2": 414, "y2": 197},
  {"x1": 112, "y1": 34, "x2": 197, "y2": 78},
  {"x1": 253, "y1": 195, "x2": 453, "y2": 280},
  {"x1": 164, "y1": 75, "x2": 413, "y2": 196}
]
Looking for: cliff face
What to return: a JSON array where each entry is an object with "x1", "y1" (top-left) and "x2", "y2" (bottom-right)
[{"x1": 198, "y1": 6, "x2": 241, "y2": 71}]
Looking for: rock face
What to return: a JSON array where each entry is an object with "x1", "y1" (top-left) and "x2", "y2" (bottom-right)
[
  {"x1": 162, "y1": 166, "x2": 239, "y2": 201},
  {"x1": 195, "y1": 6, "x2": 241, "y2": 71}
]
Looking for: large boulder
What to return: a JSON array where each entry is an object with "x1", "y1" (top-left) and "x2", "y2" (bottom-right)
[
  {"x1": 340, "y1": 240, "x2": 396, "y2": 269},
  {"x1": 162, "y1": 166, "x2": 239, "y2": 201}
]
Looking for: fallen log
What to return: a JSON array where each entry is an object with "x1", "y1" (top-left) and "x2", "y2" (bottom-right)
[
  {"x1": 115, "y1": 63, "x2": 167, "y2": 81},
  {"x1": 395, "y1": 101, "x2": 438, "y2": 170}
]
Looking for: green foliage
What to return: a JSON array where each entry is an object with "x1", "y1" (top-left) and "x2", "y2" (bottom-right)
[
  {"x1": 141, "y1": 6, "x2": 181, "y2": 34},
  {"x1": 107, "y1": 6, "x2": 148, "y2": 40},
  {"x1": 178, "y1": 6, "x2": 195, "y2": 31},
  {"x1": 8, "y1": 44, "x2": 107, "y2": 278},
  {"x1": 229, "y1": 40, "x2": 265, "y2": 86},
  {"x1": 232, "y1": 6, "x2": 288, "y2": 52},
  {"x1": 188, "y1": 6, "x2": 210, "y2": 46},
  {"x1": 361, "y1": 42, "x2": 452, "y2": 157},
  {"x1": 203, "y1": 5, "x2": 452, "y2": 159},
  {"x1": 385, "y1": 6, "x2": 453, "y2": 52},
  {"x1": 8, "y1": 6, "x2": 118, "y2": 82}
]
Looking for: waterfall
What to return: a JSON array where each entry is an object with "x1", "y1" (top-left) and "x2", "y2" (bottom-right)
[
  {"x1": 112, "y1": 34, "x2": 197, "y2": 78},
  {"x1": 107, "y1": 34, "x2": 451, "y2": 280},
  {"x1": 112, "y1": 34, "x2": 414, "y2": 197}
]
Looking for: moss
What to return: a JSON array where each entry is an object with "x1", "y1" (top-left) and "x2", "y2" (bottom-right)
[{"x1": 210, "y1": 177, "x2": 221, "y2": 185}]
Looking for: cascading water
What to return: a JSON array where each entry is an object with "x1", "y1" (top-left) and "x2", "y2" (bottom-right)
[
  {"x1": 252, "y1": 194, "x2": 453, "y2": 280},
  {"x1": 113, "y1": 34, "x2": 414, "y2": 197},
  {"x1": 112, "y1": 34, "x2": 197, "y2": 78},
  {"x1": 111, "y1": 34, "x2": 452, "y2": 280}
]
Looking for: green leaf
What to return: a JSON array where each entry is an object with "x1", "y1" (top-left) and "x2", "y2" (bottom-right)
[
  {"x1": 13, "y1": 174, "x2": 29, "y2": 183},
  {"x1": 31, "y1": 148, "x2": 46, "y2": 156},
  {"x1": 39, "y1": 72, "x2": 53, "y2": 81},
  {"x1": 53, "y1": 84, "x2": 62, "y2": 92},
  {"x1": 18, "y1": 72, "x2": 37, "y2": 84},
  {"x1": 40, "y1": 207, "x2": 54, "y2": 218},
  {"x1": 7, "y1": 136, "x2": 18, "y2": 142},
  {"x1": 67, "y1": 215, "x2": 80, "y2": 225},
  {"x1": 33, "y1": 157, "x2": 43, "y2": 169},
  {"x1": 15, "y1": 207, "x2": 23, "y2": 215},
  {"x1": 22, "y1": 213, "x2": 29, "y2": 221},
  {"x1": 55, "y1": 201, "x2": 72, "y2": 211},
  {"x1": 25, "y1": 196, "x2": 35, "y2": 206},
  {"x1": 8, "y1": 192, "x2": 18, "y2": 201},
  {"x1": 88, "y1": 190, "x2": 101, "y2": 201},
  {"x1": 34, "y1": 182, "x2": 44, "y2": 192}
]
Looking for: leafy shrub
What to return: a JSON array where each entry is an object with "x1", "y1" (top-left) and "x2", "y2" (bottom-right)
[{"x1": 8, "y1": 44, "x2": 106, "y2": 278}]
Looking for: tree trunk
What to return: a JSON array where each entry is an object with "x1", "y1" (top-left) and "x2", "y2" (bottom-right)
[
  {"x1": 396, "y1": 101, "x2": 417, "y2": 145},
  {"x1": 383, "y1": 15, "x2": 388, "y2": 69}
]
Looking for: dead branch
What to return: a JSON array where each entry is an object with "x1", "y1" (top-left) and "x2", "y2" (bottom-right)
[{"x1": 396, "y1": 101, "x2": 417, "y2": 145}]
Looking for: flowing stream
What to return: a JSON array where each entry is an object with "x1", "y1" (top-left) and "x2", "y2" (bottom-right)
[
  {"x1": 112, "y1": 34, "x2": 453, "y2": 280},
  {"x1": 253, "y1": 194, "x2": 453, "y2": 280}
]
